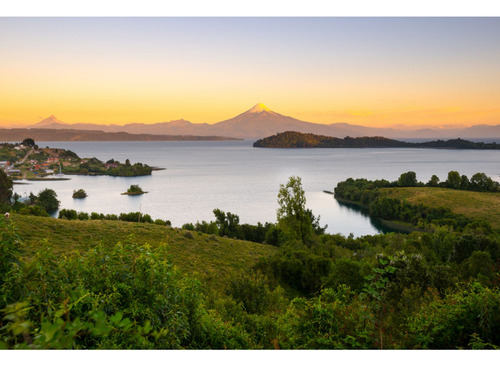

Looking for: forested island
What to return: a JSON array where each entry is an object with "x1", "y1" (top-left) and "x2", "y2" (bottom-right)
[
  {"x1": 0, "y1": 139, "x2": 154, "y2": 179},
  {"x1": 253, "y1": 131, "x2": 500, "y2": 149},
  {"x1": 1, "y1": 166, "x2": 500, "y2": 350}
]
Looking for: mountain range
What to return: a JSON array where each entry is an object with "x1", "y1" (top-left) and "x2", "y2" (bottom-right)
[{"x1": 19, "y1": 103, "x2": 500, "y2": 140}]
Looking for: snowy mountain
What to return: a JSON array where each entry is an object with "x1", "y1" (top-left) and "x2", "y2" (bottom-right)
[
  {"x1": 32, "y1": 115, "x2": 69, "y2": 129},
  {"x1": 24, "y1": 105, "x2": 500, "y2": 140}
]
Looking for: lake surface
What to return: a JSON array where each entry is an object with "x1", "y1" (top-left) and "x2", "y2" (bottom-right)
[{"x1": 13, "y1": 140, "x2": 500, "y2": 237}]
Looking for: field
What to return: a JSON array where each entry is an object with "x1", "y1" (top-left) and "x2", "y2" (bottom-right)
[
  {"x1": 381, "y1": 187, "x2": 500, "y2": 230},
  {"x1": 9, "y1": 214, "x2": 277, "y2": 289}
]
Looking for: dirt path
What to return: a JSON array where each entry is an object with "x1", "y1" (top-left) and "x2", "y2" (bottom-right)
[{"x1": 18, "y1": 147, "x2": 34, "y2": 164}]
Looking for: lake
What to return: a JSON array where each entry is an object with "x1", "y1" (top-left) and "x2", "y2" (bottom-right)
[{"x1": 13, "y1": 140, "x2": 500, "y2": 237}]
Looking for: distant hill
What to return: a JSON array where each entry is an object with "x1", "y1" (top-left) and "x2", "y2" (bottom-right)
[
  {"x1": 253, "y1": 131, "x2": 500, "y2": 149},
  {"x1": 0, "y1": 128, "x2": 239, "y2": 142},
  {"x1": 7, "y1": 103, "x2": 500, "y2": 140}
]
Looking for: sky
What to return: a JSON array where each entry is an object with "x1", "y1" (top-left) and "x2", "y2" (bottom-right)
[{"x1": 1, "y1": 17, "x2": 500, "y2": 128}]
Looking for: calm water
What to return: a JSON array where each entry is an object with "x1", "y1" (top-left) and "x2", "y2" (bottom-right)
[{"x1": 13, "y1": 140, "x2": 500, "y2": 237}]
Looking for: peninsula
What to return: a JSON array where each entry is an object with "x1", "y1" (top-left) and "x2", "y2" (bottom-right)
[
  {"x1": 253, "y1": 131, "x2": 500, "y2": 149},
  {"x1": 1, "y1": 140, "x2": 156, "y2": 180}
]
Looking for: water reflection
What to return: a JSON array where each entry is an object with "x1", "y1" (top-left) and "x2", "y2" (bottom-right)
[{"x1": 334, "y1": 198, "x2": 411, "y2": 234}]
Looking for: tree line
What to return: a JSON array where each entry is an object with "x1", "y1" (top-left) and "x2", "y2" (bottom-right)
[{"x1": 253, "y1": 131, "x2": 500, "y2": 150}]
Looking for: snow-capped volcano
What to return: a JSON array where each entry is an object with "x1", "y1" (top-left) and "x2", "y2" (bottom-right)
[
  {"x1": 208, "y1": 103, "x2": 321, "y2": 138},
  {"x1": 33, "y1": 115, "x2": 68, "y2": 127},
  {"x1": 246, "y1": 103, "x2": 273, "y2": 114}
]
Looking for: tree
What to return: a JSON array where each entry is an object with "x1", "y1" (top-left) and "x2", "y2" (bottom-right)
[
  {"x1": 276, "y1": 176, "x2": 314, "y2": 244},
  {"x1": 398, "y1": 171, "x2": 417, "y2": 187},
  {"x1": 213, "y1": 208, "x2": 240, "y2": 238},
  {"x1": 446, "y1": 171, "x2": 461, "y2": 189},
  {"x1": 0, "y1": 169, "x2": 13, "y2": 204},
  {"x1": 427, "y1": 175, "x2": 440, "y2": 187},
  {"x1": 460, "y1": 175, "x2": 470, "y2": 190},
  {"x1": 470, "y1": 172, "x2": 497, "y2": 192},
  {"x1": 37, "y1": 189, "x2": 60, "y2": 213},
  {"x1": 21, "y1": 138, "x2": 35, "y2": 147}
]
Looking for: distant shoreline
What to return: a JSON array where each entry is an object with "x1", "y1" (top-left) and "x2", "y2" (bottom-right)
[{"x1": 0, "y1": 128, "x2": 241, "y2": 142}]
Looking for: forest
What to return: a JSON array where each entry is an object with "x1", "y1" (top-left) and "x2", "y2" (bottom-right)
[
  {"x1": 0, "y1": 170, "x2": 499, "y2": 349},
  {"x1": 253, "y1": 131, "x2": 500, "y2": 149}
]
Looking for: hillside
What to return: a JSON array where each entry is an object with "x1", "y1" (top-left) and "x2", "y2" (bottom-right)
[
  {"x1": 381, "y1": 187, "x2": 500, "y2": 230},
  {"x1": 10, "y1": 214, "x2": 277, "y2": 289}
]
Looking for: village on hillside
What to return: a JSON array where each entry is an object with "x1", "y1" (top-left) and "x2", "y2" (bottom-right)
[{"x1": 0, "y1": 139, "x2": 154, "y2": 180}]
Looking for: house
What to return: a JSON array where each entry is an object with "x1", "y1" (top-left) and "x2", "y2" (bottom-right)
[
  {"x1": 0, "y1": 161, "x2": 11, "y2": 172},
  {"x1": 7, "y1": 169, "x2": 21, "y2": 177},
  {"x1": 104, "y1": 162, "x2": 119, "y2": 169}
]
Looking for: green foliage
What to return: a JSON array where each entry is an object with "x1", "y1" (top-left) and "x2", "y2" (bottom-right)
[
  {"x1": 254, "y1": 131, "x2": 500, "y2": 150},
  {"x1": 0, "y1": 217, "x2": 23, "y2": 307},
  {"x1": 213, "y1": 209, "x2": 240, "y2": 238},
  {"x1": 427, "y1": 175, "x2": 440, "y2": 187},
  {"x1": 36, "y1": 189, "x2": 60, "y2": 214},
  {"x1": 4, "y1": 171, "x2": 500, "y2": 350},
  {"x1": 281, "y1": 286, "x2": 376, "y2": 349},
  {"x1": 126, "y1": 185, "x2": 143, "y2": 194},
  {"x1": 226, "y1": 270, "x2": 285, "y2": 315},
  {"x1": 0, "y1": 234, "x2": 254, "y2": 349},
  {"x1": 277, "y1": 176, "x2": 315, "y2": 244},
  {"x1": 406, "y1": 283, "x2": 500, "y2": 349},
  {"x1": 446, "y1": 171, "x2": 461, "y2": 189},
  {"x1": 398, "y1": 171, "x2": 417, "y2": 187},
  {"x1": 58, "y1": 209, "x2": 164, "y2": 225},
  {"x1": 21, "y1": 138, "x2": 35, "y2": 147},
  {"x1": 0, "y1": 169, "x2": 13, "y2": 204},
  {"x1": 72, "y1": 189, "x2": 87, "y2": 198},
  {"x1": 470, "y1": 172, "x2": 499, "y2": 192},
  {"x1": 18, "y1": 206, "x2": 50, "y2": 217},
  {"x1": 334, "y1": 175, "x2": 498, "y2": 231},
  {"x1": 324, "y1": 258, "x2": 366, "y2": 292},
  {"x1": 62, "y1": 155, "x2": 152, "y2": 177},
  {"x1": 183, "y1": 212, "x2": 277, "y2": 245}
]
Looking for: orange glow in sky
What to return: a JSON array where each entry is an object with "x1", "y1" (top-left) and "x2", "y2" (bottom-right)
[{"x1": 1, "y1": 18, "x2": 499, "y2": 128}]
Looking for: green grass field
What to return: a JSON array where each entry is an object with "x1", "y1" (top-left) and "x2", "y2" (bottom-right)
[
  {"x1": 381, "y1": 187, "x2": 500, "y2": 229},
  {"x1": 9, "y1": 214, "x2": 277, "y2": 289}
]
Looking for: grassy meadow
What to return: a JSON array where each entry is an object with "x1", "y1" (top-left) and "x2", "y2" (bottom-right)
[
  {"x1": 381, "y1": 187, "x2": 500, "y2": 230},
  {"x1": 9, "y1": 214, "x2": 277, "y2": 289}
]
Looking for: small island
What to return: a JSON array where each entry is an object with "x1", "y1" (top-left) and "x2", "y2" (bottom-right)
[
  {"x1": 121, "y1": 184, "x2": 147, "y2": 196},
  {"x1": 253, "y1": 131, "x2": 500, "y2": 149},
  {"x1": 72, "y1": 189, "x2": 87, "y2": 199}
]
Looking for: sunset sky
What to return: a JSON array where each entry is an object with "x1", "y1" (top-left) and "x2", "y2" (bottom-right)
[{"x1": 1, "y1": 17, "x2": 500, "y2": 127}]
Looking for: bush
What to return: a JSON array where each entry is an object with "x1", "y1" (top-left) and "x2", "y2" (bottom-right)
[
  {"x1": 406, "y1": 283, "x2": 500, "y2": 349},
  {"x1": 0, "y1": 236, "x2": 250, "y2": 349}
]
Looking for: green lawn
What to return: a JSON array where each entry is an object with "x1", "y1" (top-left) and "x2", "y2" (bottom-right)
[
  {"x1": 10, "y1": 214, "x2": 277, "y2": 289},
  {"x1": 381, "y1": 187, "x2": 500, "y2": 229}
]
